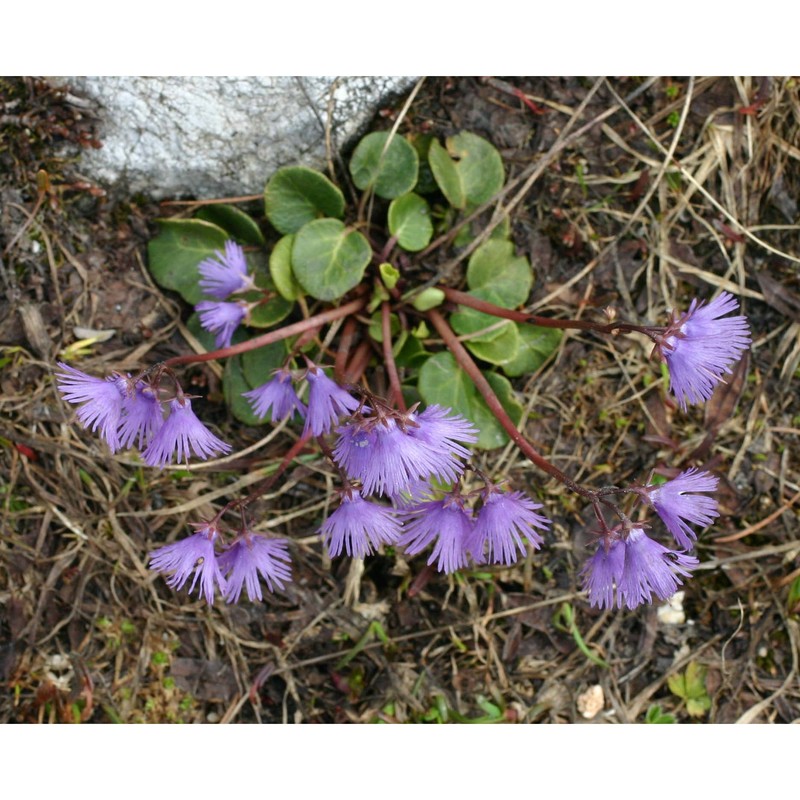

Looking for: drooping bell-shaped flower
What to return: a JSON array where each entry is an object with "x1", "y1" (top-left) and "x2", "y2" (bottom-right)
[
  {"x1": 141, "y1": 397, "x2": 231, "y2": 467},
  {"x1": 197, "y1": 240, "x2": 254, "y2": 300},
  {"x1": 149, "y1": 523, "x2": 227, "y2": 606},
  {"x1": 581, "y1": 527, "x2": 697, "y2": 610},
  {"x1": 642, "y1": 468, "x2": 719, "y2": 549},
  {"x1": 655, "y1": 292, "x2": 751, "y2": 410}
]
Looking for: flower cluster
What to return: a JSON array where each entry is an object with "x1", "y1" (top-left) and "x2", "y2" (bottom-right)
[
  {"x1": 240, "y1": 364, "x2": 552, "y2": 584},
  {"x1": 195, "y1": 241, "x2": 256, "y2": 348},
  {"x1": 580, "y1": 468, "x2": 718, "y2": 609},
  {"x1": 242, "y1": 361, "x2": 358, "y2": 436},
  {"x1": 398, "y1": 487, "x2": 551, "y2": 574},
  {"x1": 573, "y1": 291, "x2": 750, "y2": 610},
  {"x1": 654, "y1": 291, "x2": 751, "y2": 410},
  {"x1": 320, "y1": 393, "x2": 551, "y2": 572},
  {"x1": 642, "y1": 468, "x2": 719, "y2": 549},
  {"x1": 59, "y1": 280, "x2": 749, "y2": 613},
  {"x1": 581, "y1": 526, "x2": 698, "y2": 611},
  {"x1": 55, "y1": 363, "x2": 231, "y2": 467},
  {"x1": 149, "y1": 523, "x2": 291, "y2": 605}
]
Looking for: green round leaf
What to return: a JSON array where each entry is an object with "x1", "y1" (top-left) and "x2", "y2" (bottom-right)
[
  {"x1": 388, "y1": 192, "x2": 433, "y2": 251},
  {"x1": 450, "y1": 307, "x2": 521, "y2": 366},
  {"x1": 291, "y1": 219, "x2": 371, "y2": 301},
  {"x1": 447, "y1": 132, "x2": 505, "y2": 205},
  {"x1": 428, "y1": 138, "x2": 465, "y2": 208},
  {"x1": 450, "y1": 306, "x2": 510, "y2": 341},
  {"x1": 394, "y1": 334, "x2": 430, "y2": 369},
  {"x1": 148, "y1": 219, "x2": 228, "y2": 305},
  {"x1": 409, "y1": 133, "x2": 439, "y2": 195},
  {"x1": 196, "y1": 204, "x2": 265, "y2": 246},
  {"x1": 269, "y1": 234, "x2": 304, "y2": 300},
  {"x1": 467, "y1": 327, "x2": 520, "y2": 366},
  {"x1": 502, "y1": 325, "x2": 563, "y2": 377},
  {"x1": 264, "y1": 166, "x2": 345, "y2": 234},
  {"x1": 467, "y1": 239, "x2": 532, "y2": 308},
  {"x1": 428, "y1": 132, "x2": 505, "y2": 209},
  {"x1": 349, "y1": 131, "x2": 419, "y2": 199},
  {"x1": 490, "y1": 213, "x2": 511, "y2": 240},
  {"x1": 241, "y1": 340, "x2": 287, "y2": 386},
  {"x1": 224, "y1": 356, "x2": 263, "y2": 426},
  {"x1": 418, "y1": 352, "x2": 522, "y2": 450},
  {"x1": 448, "y1": 239, "x2": 534, "y2": 365},
  {"x1": 237, "y1": 249, "x2": 293, "y2": 328},
  {"x1": 368, "y1": 310, "x2": 400, "y2": 343},
  {"x1": 248, "y1": 296, "x2": 294, "y2": 328}
]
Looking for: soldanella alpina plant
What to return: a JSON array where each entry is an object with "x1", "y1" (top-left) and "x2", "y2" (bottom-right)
[{"x1": 56, "y1": 125, "x2": 751, "y2": 612}]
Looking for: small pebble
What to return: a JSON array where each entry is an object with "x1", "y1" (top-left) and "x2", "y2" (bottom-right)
[
  {"x1": 577, "y1": 684, "x2": 604, "y2": 719},
  {"x1": 657, "y1": 591, "x2": 686, "y2": 625}
]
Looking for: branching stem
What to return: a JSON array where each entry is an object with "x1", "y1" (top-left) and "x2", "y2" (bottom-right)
[
  {"x1": 426, "y1": 308, "x2": 595, "y2": 501},
  {"x1": 163, "y1": 297, "x2": 367, "y2": 368},
  {"x1": 439, "y1": 287, "x2": 659, "y2": 338}
]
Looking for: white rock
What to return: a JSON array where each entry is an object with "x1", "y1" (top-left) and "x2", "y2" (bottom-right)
[{"x1": 59, "y1": 76, "x2": 416, "y2": 199}]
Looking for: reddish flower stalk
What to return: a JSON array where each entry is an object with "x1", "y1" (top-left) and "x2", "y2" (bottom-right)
[
  {"x1": 426, "y1": 308, "x2": 594, "y2": 500},
  {"x1": 334, "y1": 316, "x2": 359, "y2": 383},
  {"x1": 439, "y1": 286, "x2": 647, "y2": 335},
  {"x1": 343, "y1": 340, "x2": 373, "y2": 385},
  {"x1": 382, "y1": 301, "x2": 406, "y2": 411},
  {"x1": 163, "y1": 297, "x2": 367, "y2": 368}
]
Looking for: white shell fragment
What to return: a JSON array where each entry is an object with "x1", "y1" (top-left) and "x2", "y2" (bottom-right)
[
  {"x1": 657, "y1": 591, "x2": 686, "y2": 625},
  {"x1": 577, "y1": 684, "x2": 605, "y2": 719}
]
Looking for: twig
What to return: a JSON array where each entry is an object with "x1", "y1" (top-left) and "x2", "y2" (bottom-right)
[{"x1": 714, "y1": 488, "x2": 800, "y2": 543}]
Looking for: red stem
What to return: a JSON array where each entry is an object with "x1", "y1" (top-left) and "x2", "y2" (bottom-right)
[
  {"x1": 163, "y1": 297, "x2": 367, "y2": 368},
  {"x1": 426, "y1": 308, "x2": 594, "y2": 499},
  {"x1": 382, "y1": 301, "x2": 406, "y2": 411},
  {"x1": 439, "y1": 287, "x2": 649, "y2": 336},
  {"x1": 221, "y1": 432, "x2": 314, "y2": 516},
  {"x1": 343, "y1": 340, "x2": 373, "y2": 385},
  {"x1": 334, "y1": 316, "x2": 359, "y2": 383}
]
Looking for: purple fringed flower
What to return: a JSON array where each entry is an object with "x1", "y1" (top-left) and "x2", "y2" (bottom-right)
[
  {"x1": 117, "y1": 383, "x2": 164, "y2": 450},
  {"x1": 149, "y1": 523, "x2": 226, "y2": 605},
  {"x1": 408, "y1": 405, "x2": 478, "y2": 482},
  {"x1": 217, "y1": 533, "x2": 292, "y2": 603},
  {"x1": 55, "y1": 362, "x2": 129, "y2": 452},
  {"x1": 581, "y1": 527, "x2": 698, "y2": 610},
  {"x1": 469, "y1": 489, "x2": 550, "y2": 565},
  {"x1": 333, "y1": 405, "x2": 477, "y2": 498},
  {"x1": 302, "y1": 364, "x2": 360, "y2": 437},
  {"x1": 243, "y1": 368, "x2": 306, "y2": 422},
  {"x1": 643, "y1": 468, "x2": 719, "y2": 549},
  {"x1": 333, "y1": 418, "x2": 436, "y2": 498},
  {"x1": 141, "y1": 397, "x2": 231, "y2": 467},
  {"x1": 656, "y1": 292, "x2": 751, "y2": 410},
  {"x1": 195, "y1": 300, "x2": 248, "y2": 349},
  {"x1": 399, "y1": 493, "x2": 474, "y2": 574},
  {"x1": 320, "y1": 491, "x2": 402, "y2": 558},
  {"x1": 198, "y1": 240, "x2": 253, "y2": 300}
]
